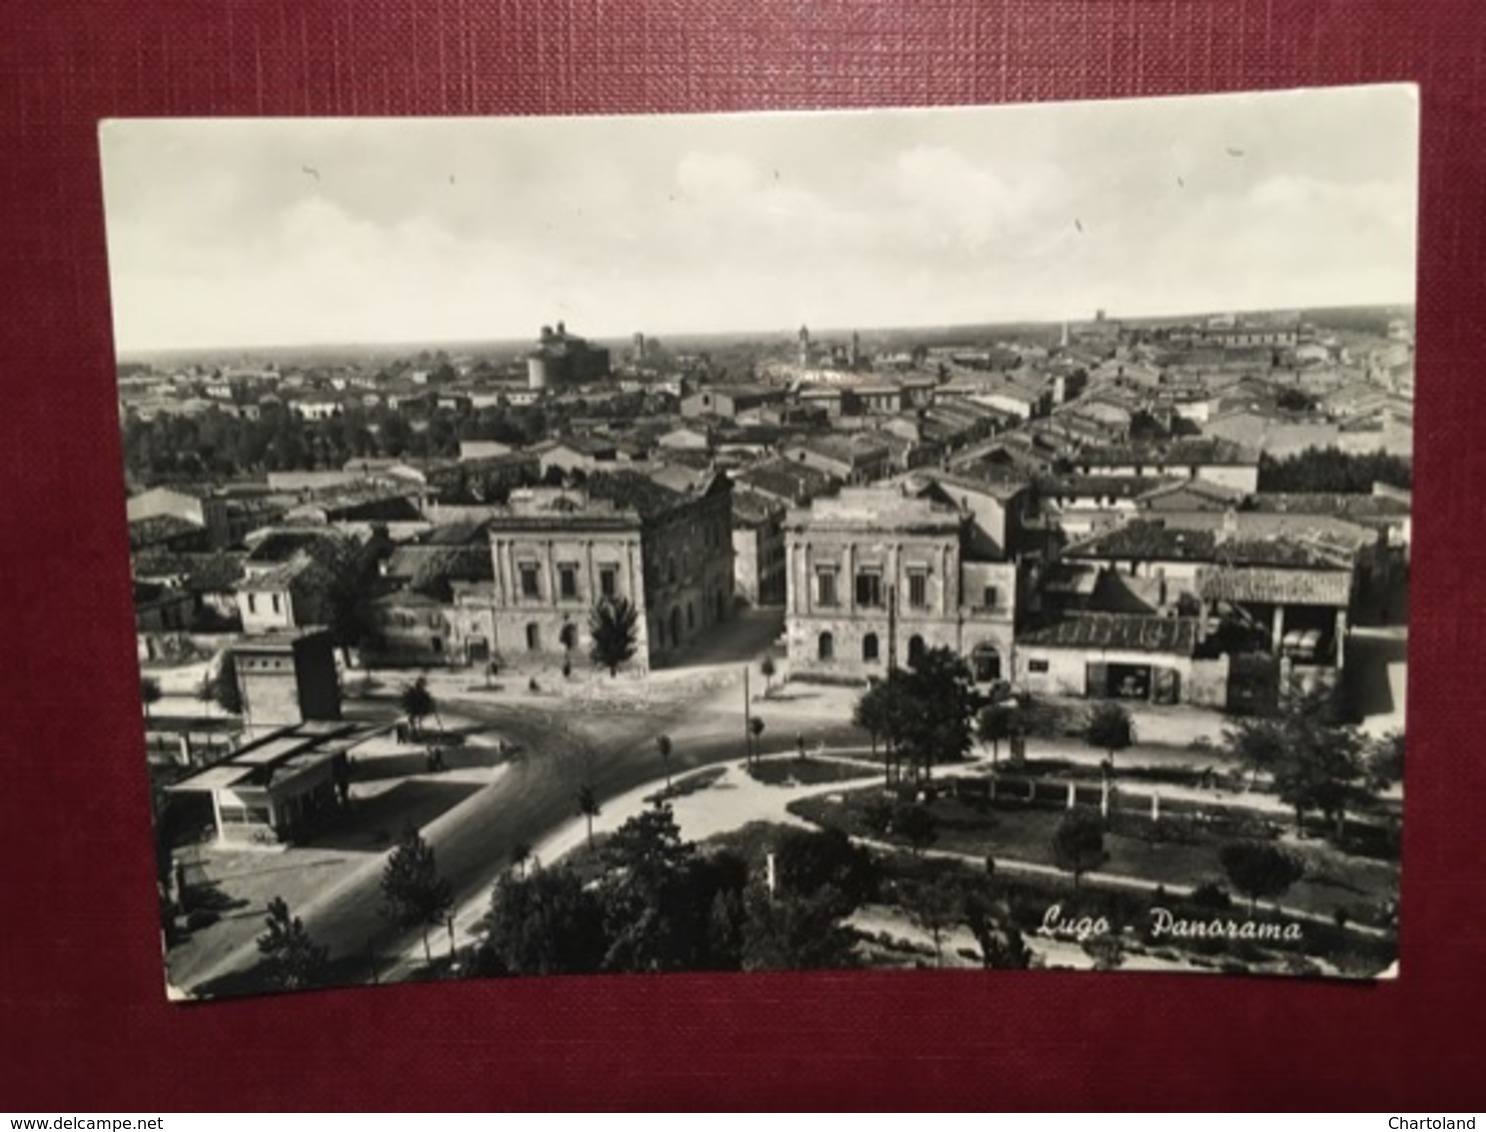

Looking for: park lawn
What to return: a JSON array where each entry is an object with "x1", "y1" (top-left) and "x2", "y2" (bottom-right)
[
  {"x1": 747, "y1": 755, "x2": 881, "y2": 788},
  {"x1": 789, "y1": 787, "x2": 1399, "y2": 922}
]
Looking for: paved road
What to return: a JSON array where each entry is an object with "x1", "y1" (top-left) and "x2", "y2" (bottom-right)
[{"x1": 185, "y1": 674, "x2": 863, "y2": 996}]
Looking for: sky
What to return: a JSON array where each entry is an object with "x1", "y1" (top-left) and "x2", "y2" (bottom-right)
[{"x1": 99, "y1": 84, "x2": 1419, "y2": 353}]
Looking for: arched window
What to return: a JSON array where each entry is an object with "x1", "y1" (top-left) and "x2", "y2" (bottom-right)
[
  {"x1": 862, "y1": 633, "x2": 880, "y2": 662},
  {"x1": 525, "y1": 623, "x2": 541, "y2": 651},
  {"x1": 907, "y1": 634, "x2": 926, "y2": 668},
  {"x1": 818, "y1": 632, "x2": 835, "y2": 661}
]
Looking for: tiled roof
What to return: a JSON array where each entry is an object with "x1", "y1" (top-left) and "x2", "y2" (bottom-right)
[
  {"x1": 1018, "y1": 613, "x2": 1202, "y2": 655},
  {"x1": 1200, "y1": 566, "x2": 1352, "y2": 607},
  {"x1": 583, "y1": 469, "x2": 692, "y2": 520},
  {"x1": 134, "y1": 551, "x2": 247, "y2": 592},
  {"x1": 736, "y1": 458, "x2": 839, "y2": 502},
  {"x1": 1249, "y1": 492, "x2": 1410, "y2": 519},
  {"x1": 1065, "y1": 519, "x2": 1353, "y2": 568},
  {"x1": 128, "y1": 514, "x2": 202, "y2": 550},
  {"x1": 1076, "y1": 437, "x2": 1257, "y2": 467},
  {"x1": 1039, "y1": 474, "x2": 1180, "y2": 500}
]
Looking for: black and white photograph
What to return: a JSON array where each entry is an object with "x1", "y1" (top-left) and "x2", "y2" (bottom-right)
[{"x1": 100, "y1": 85, "x2": 1416, "y2": 999}]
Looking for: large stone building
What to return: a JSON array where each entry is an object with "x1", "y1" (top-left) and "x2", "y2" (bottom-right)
[
  {"x1": 483, "y1": 471, "x2": 735, "y2": 672},
  {"x1": 783, "y1": 487, "x2": 1016, "y2": 684},
  {"x1": 526, "y1": 322, "x2": 611, "y2": 390}
]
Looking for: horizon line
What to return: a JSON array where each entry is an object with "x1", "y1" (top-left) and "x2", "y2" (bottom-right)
[{"x1": 113, "y1": 299, "x2": 1416, "y2": 360}]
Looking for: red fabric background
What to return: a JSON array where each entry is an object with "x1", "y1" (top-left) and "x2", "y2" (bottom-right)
[{"x1": 0, "y1": 0, "x2": 1479, "y2": 1111}]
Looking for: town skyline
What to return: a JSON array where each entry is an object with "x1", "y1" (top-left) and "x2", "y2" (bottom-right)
[{"x1": 101, "y1": 85, "x2": 1418, "y2": 353}]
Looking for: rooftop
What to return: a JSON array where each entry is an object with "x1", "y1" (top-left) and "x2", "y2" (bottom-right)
[
  {"x1": 1075, "y1": 437, "x2": 1258, "y2": 468},
  {"x1": 1065, "y1": 519, "x2": 1355, "y2": 569},
  {"x1": 165, "y1": 721, "x2": 380, "y2": 797},
  {"x1": 1018, "y1": 613, "x2": 1202, "y2": 655},
  {"x1": 788, "y1": 486, "x2": 962, "y2": 533}
]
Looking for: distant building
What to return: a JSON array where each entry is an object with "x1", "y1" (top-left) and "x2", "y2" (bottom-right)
[
  {"x1": 731, "y1": 489, "x2": 787, "y2": 607},
  {"x1": 679, "y1": 384, "x2": 786, "y2": 420},
  {"x1": 781, "y1": 434, "x2": 892, "y2": 486},
  {"x1": 526, "y1": 322, "x2": 611, "y2": 390},
  {"x1": 783, "y1": 487, "x2": 1016, "y2": 684}
]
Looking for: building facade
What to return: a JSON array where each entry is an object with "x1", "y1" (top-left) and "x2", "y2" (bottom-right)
[
  {"x1": 483, "y1": 472, "x2": 736, "y2": 672},
  {"x1": 783, "y1": 488, "x2": 1016, "y2": 684}
]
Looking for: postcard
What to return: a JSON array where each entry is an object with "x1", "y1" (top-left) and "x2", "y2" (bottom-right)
[{"x1": 100, "y1": 84, "x2": 1415, "y2": 998}]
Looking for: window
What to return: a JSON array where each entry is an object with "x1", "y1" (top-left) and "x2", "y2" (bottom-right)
[
  {"x1": 270, "y1": 594, "x2": 281, "y2": 614},
  {"x1": 247, "y1": 594, "x2": 257, "y2": 614},
  {"x1": 686, "y1": 603, "x2": 695, "y2": 629},
  {"x1": 907, "y1": 570, "x2": 928, "y2": 609},
  {"x1": 982, "y1": 585, "x2": 999, "y2": 609},
  {"x1": 430, "y1": 637, "x2": 443, "y2": 654},
  {"x1": 519, "y1": 563, "x2": 541, "y2": 600},
  {"x1": 558, "y1": 563, "x2": 578, "y2": 600},
  {"x1": 525, "y1": 623, "x2": 540, "y2": 651},
  {"x1": 1028, "y1": 659, "x2": 1050, "y2": 674},
  {"x1": 815, "y1": 568, "x2": 838, "y2": 607},
  {"x1": 817, "y1": 632, "x2": 834, "y2": 661},
  {"x1": 599, "y1": 565, "x2": 618, "y2": 599},
  {"x1": 668, "y1": 558, "x2": 677, "y2": 585},
  {"x1": 855, "y1": 570, "x2": 883, "y2": 608},
  {"x1": 862, "y1": 633, "x2": 880, "y2": 662}
]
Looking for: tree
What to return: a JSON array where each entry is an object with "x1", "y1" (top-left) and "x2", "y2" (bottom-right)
[
  {"x1": 509, "y1": 841, "x2": 532, "y2": 877},
  {"x1": 898, "y1": 647, "x2": 981, "y2": 782},
  {"x1": 978, "y1": 703, "x2": 1015, "y2": 764},
  {"x1": 1223, "y1": 713, "x2": 1289, "y2": 787},
  {"x1": 381, "y1": 826, "x2": 454, "y2": 966},
  {"x1": 1085, "y1": 702, "x2": 1134, "y2": 765},
  {"x1": 140, "y1": 674, "x2": 162, "y2": 725},
  {"x1": 588, "y1": 597, "x2": 639, "y2": 677},
  {"x1": 759, "y1": 656, "x2": 776, "y2": 696},
  {"x1": 1368, "y1": 730, "x2": 1405, "y2": 790},
  {"x1": 773, "y1": 826, "x2": 879, "y2": 913},
  {"x1": 577, "y1": 785, "x2": 601, "y2": 848},
  {"x1": 1052, "y1": 807, "x2": 1107, "y2": 891},
  {"x1": 1081, "y1": 932, "x2": 1125, "y2": 971},
  {"x1": 473, "y1": 865, "x2": 608, "y2": 977},
  {"x1": 600, "y1": 803, "x2": 706, "y2": 972},
  {"x1": 903, "y1": 874, "x2": 962, "y2": 966},
  {"x1": 211, "y1": 652, "x2": 243, "y2": 715},
  {"x1": 1219, "y1": 840, "x2": 1305, "y2": 915},
  {"x1": 400, "y1": 676, "x2": 437, "y2": 739},
  {"x1": 256, "y1": 896, "x2": 329, "y2": 991},
  {"x1": 963, "y1": 892, "x2": 1032, "y2": 969},
  {"x1": 656, "y1": 734, "x2": 673, "y2": 792},
  {"x1": 740, "y1": 882, "x2": 859, "y2": 971},
  {"x1": 894, "y1": 803, "x2": 938, "y2": 855},
  {"x1": 852, "y1": 648, "x2": 978, "y2": 785}
]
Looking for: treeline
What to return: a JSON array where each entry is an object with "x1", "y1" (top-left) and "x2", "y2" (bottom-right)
[
  {"x1": 473, "y1": 806, "x2": 880, "y2": 975},
  {"x1": 121, "y1": 391, "x2": 656, "y2": 484},
  {"x1": 1257, "y1": 447, "x2": 1411, "y2": 494}
]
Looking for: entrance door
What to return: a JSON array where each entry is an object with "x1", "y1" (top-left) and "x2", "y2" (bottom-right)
[{"x1": 972, "y1": 644, "x2": 1002, "y2": 683}]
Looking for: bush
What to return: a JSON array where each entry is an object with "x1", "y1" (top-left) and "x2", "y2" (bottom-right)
[{"x1": 1187, "y1": 882, "x2": 1233, "y2": 909}]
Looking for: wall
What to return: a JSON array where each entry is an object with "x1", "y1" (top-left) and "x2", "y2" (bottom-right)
[
  {"x1": 1014, "y1": 643, "x2": 1196, "y2": 702},
  {"x1": 237, "y1": 587, "x2": 296, "y2": 634}
]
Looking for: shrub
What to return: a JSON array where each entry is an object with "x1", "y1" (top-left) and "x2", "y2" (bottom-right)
[{"x1": 1187, "y1": 882, "x2": 1232, "y2": 909}]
